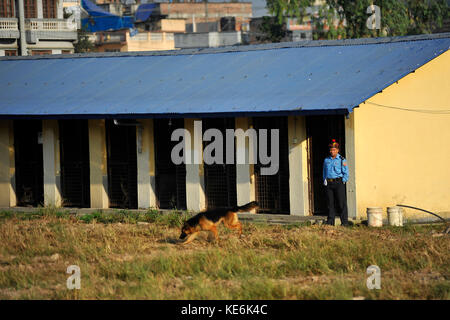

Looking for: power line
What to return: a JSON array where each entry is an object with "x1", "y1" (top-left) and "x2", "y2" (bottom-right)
[{"x1": 365, "y1": 101, "x2": 450, "y2": 114}]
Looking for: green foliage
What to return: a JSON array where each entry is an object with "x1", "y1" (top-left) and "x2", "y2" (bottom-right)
[
  {"x1": 74, "y1": 26, "x2": 95, "y2": 54},
  {"x1": 264, "y1": 0, "x2": 449, "y2": 40},
  {"x1": 75, "y1": 209, "x2": 193, "y2": 227},
  {"x1": 316, "y1": 0, "x2": 449, "y2": 39},
  {"x1": 257, "y1": 16, "x2": 289, "y2": 42},
  {"x1": 266, "y1": 0, "x2": 316, "y2": 25}
]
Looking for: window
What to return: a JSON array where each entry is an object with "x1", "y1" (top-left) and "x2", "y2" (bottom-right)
[
  {"x1": 32, "y1": 50, "x2": 52, "y2": 56},
  {"x1": 62, "y1": 50, "x2": 71, "y2": 54},
  {"x1": 0, "y1": 0, "x2": 15, "y2": 18},
  {"x1": 43, "y1": 0, "x2": 56, "y2": 19},
  {"x1": 24, "y1": 0, "x2": 37, "y2": 18},
  {"x1": 5, "y1": 50, "x2": 17, "y2": 56}
]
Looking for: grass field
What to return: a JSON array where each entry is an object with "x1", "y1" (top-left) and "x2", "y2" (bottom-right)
[{"x1": 0, "y1": 209, "x2": 448, "y2": 300}]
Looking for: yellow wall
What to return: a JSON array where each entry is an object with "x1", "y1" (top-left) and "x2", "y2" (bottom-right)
[
  {"x1": 0, "y1": 120, "x2": 15, "y2": 207},
  {"x1": 160, "y1": 19, "x2": 186, "y2": 32},
  {"x1": 88, "y1": 120, "x2": 109, "y2": 209},
  {"x1": 125, "y1": 32, "x2": 175, "y2": 52},
  {"x1": 353, "y1": 50, "x2": 450, "y2": 219}
]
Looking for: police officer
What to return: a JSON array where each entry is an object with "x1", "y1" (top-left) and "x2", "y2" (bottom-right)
[{"x1": 323, "y1": 139, "x2": 349, "y2": 226}]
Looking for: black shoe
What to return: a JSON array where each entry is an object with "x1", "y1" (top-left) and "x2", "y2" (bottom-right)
[{"x1": 341, "y1": 221, "x2": 354, "y2": 227}]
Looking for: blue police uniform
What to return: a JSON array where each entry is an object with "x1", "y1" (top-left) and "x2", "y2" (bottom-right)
[
  {"x1": 323, "y1": 154, "x2": 349, "y2": 183},
  {"x1": 323, "y1": 153, "x2": 349, "y2": 226}
]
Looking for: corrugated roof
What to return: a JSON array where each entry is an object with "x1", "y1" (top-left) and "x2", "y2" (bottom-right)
[{"x1": 1, "y1": 33, "x2": 449, "y2": 119}]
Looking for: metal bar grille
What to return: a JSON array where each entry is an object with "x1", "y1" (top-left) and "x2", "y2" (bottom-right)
[
  {"x1": 253, "y1": 117, "x2": 290, "y2": 214},
  {"x1": 59, "y1": 120, "x2": 90, "y2": 208},
  {"x1": 154, "y1": 118, "x2": 187, "y2": 210},
  {"x1": 106, "y1": 120, "x2": 138, "y2": 209},
  {"x1": 13, "y1": 120, "x2": 44, "y2": 207},
  {"x1": 203, "y1": 118, "x2": 237, "y2": 209}
]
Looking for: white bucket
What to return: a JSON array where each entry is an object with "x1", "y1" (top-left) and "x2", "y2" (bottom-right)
[
  {"x1": 367, "y1": 207, "x2": 383, "y2": 227},
  {"x1": 387, "y1": 206, "x2": 403, "y2": 226}
]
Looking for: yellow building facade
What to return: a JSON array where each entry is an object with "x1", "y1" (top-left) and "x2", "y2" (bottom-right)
[{"x1": 348, "y1": 50, "x2": 450, "y2": 219}]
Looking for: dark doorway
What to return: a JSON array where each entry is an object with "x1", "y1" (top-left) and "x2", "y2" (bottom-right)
[
  {"x1": 203, "y1": 118, "x2": 237, "y2": 209},
  {"x1": 105, "y1": 120, "x2": 138, "y2": 209},
  {"x1": 154, "y1": 118, "x2": 187, "y2": 210},
  {"x1": 306, "y1": 115, "x2": 346, "y2": 215},
  {"x1": 59, "y1": 120, "x2": 90, "y2": 208},
  {"x1": 253, "y1": 116, "x2": 290, "y2": 214},
  {"x1": 14, "y1": 120, "x2": 44, "y2": 206}
]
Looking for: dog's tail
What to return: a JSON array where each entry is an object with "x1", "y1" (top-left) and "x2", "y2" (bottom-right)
[{"x1": 234, "y1": 201, "x2": 259, "y2": 213}]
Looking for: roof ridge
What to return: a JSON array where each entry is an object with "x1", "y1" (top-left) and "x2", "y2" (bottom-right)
[{"x1": 1, "y1": 32, "x2": 450, "y2": 61}]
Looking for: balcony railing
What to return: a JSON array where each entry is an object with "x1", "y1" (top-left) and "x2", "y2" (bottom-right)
[
  {"x1": 25, "y1": 18, "x2": 77, "y2": 32},
  {"x1": 0, "y1": 18, "x2": 77, "y2": 32},
  {"x1": 0, "y1": 18, "x2": 18, "y2": 31},
  {"x1": 128, "y1": 32, "x2": 175, "y2": 42}
]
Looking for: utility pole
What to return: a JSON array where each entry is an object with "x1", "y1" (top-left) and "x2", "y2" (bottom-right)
[{"x1": 18, "y1": 0, "x2": 27, "y2": 56}]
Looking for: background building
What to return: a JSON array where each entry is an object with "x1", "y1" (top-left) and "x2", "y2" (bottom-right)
[{"x1": 0, "y1": 0, "x2": 78, "y2": 56}]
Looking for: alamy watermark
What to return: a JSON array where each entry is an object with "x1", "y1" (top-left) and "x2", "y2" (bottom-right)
[
  {"x1": 367, "y1": 5, "x2": 381, "y2": 30},
  {"x1": 170, "y1": 121, "x2": 280, "y2": 175},
  {"x1": 67, "y1": 265, "x2": 81, "y2": 290},
  {"x1": 366, "y1": 265, "x2": 381, "y2": 290}
]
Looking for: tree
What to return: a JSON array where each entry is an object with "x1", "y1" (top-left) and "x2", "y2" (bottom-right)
[
  {"x1": 264, "y1": 0, "x2": 449, "y2": 40},
  {"x1": 266, "y1": 0, "x2": 315, "y2": 24},
  {"x1": 316, "y1": 0, "x2": 449, "y2": 39},
  {"x1": 256, "y1": 16, "x2": 289, "y2": 43},
  {"x1": 63, "y1": 8, "x2": 95, "y2": 53},
  {"x1": 74, "y1": 27, "x2": 95, "y2": 53}
]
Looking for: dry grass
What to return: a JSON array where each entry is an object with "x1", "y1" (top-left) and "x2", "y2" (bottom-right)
[{"x1": 0, "y1": 210, "x2": 448, "y2": 300}]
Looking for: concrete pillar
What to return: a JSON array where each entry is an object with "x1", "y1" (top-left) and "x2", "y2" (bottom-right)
[
  {"x1": 235, "y1": 117, "x2": 255, "y2": 205},
  {"x1": 287, "y1": 115, "x2": 309, "y2": 216},
  {"x1": 344, "y1": 113, "x2": 357, "y2": 219},
  {"x1": 88, "y1": 119, "x2": 109, "y2": 209},
  {"x1": 136, "y1": 119, "x2": 157, "y2": 209},
  {"x1": 18, "y1": 0, "x2": 27, "y2": 56},
  {"x1": 42, "y1": 120, "x2": 62, "y2": 207},
  {"x1": 184, "y1": 118, "x2": 206, "y2": 211},
  {"x1": 57, "y1": 0, "x2": 63, "y2": 19},
  {"x1": 0, "y1": 120, "x2": 16, "y2": 207},
  {"x1": 36, "y1": 0, "x2": 43, "y2": 18}
]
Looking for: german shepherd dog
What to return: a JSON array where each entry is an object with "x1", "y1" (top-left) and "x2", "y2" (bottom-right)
[{"x1": 179, "y1": 201, "x2": 259, "y2": 244}]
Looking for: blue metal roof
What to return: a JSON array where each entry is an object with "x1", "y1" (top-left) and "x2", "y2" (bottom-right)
[
  {"x1": 81, "y1": 0, "x2": 134, "y2": 32},
  {"x1": 135, "y1": 3, "x2": 158, "y2": 23},
  {"x1": 1, "y1": 33, "x2": 449, "y2": 119}
]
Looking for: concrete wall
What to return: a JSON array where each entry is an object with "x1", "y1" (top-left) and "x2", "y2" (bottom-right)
[
  {"x1": 126, "y1": 31, "x2": 175, "y2": 52},
  {"x1": 88, "y1": 119, "x2": 109, "y2": 209},
  {"x1": 160, "y1": 19, "x2": 186, "y2": 33},
  {"x1": 184, "y1": 119, "x2": 206, "y2": 212},
  {"x1": 42, "y1": 120, "x2": 62, "y2": 207},
  {"x1": 0, "y1": 120, "x2": 15, "y2": 207},
  {"x1": 136, "y1": 119, "x2": 156, "y2": 209},
  {"x1": 235, "y1": 117, "x2": 255, "y2": 206},
  {"x1": 287, "y1": 116, "x2": 309, "y2": 216},
  {"x1": 353, "y1": 50, "x2": 450, "y2": 219},
  {"x1": 174, "y1": 31, "x2": 241, "y2": 49}
]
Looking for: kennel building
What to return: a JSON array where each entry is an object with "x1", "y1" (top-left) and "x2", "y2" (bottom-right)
[{"x1": 1, "y1": 33, "x2": 450, "y2": 219}]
